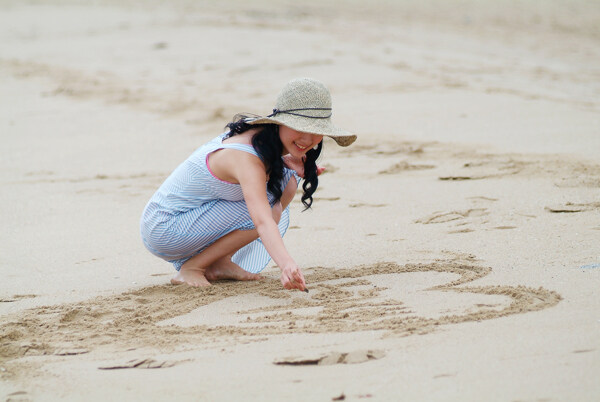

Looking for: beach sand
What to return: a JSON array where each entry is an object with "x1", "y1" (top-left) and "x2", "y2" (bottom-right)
[{"x1": 1, "y1": 0, "x2": 599, "y2": 400}]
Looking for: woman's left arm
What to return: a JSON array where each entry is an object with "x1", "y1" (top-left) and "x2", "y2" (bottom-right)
[{"x1": 282, "y1": 155, "x2": 325, "y2": 178}]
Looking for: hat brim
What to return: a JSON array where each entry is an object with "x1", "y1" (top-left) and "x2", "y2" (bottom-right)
[{"x1": 246, "y1": 114, "x2": 356, "y2": 147}]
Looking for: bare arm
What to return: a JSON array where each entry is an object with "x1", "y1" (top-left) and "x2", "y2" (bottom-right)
[
  {"x1": 282, "y1": 155, "x2": 326, "y2": 178},
  {"x1": 230, "y1": 153, "x2": 306, "y2": 291}
]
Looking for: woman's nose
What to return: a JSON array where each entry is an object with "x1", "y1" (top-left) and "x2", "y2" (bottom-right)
[{"x1": 301, "y1": 133, "x2": 315, "y2": 144}]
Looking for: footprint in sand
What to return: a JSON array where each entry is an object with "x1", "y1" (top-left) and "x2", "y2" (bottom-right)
[
  {"x1": 447, "y1": 228, "x2": 475, "y2": 234},
  {"x1": 98, "y1": 358, "x2": 181, "y2": 370},
  {"x1": 467, "y1": 196, "x2": 498, "y2": 202},
  {"x1": 545, "y1": 202, "x2": 600, "y2": 213},
  {"x1": 438, "y1": 158, "x2": 528, "y2": 181},
  {"x1": 415, "y1": 206, "x2": 522, "y2": 233},
  {"x1": 5, "y1": 391, "x2": 31, "y2": 402},
  {"x1": 274, "y1": 350, "x2": 385, "y2": 366},
  {"x1": 349, "y1": 203, "x2": 388, "y2": 208},
  {"x1": 379, "y1": 161, "x2": 435, "y2": 174},
  {"x1": 0, "y1": 294, "x2": 37, "y2": 303},
  {"x1": 415, "y1": 208, "x2": 489, "y2": 225}
]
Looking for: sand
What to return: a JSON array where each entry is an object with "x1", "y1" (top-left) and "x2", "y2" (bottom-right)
[{"x1": 1, "y1": 0, "x2": 599, "y2": 401}]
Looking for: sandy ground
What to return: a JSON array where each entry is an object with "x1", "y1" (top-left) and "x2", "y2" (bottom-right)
[{"x1": 1, "y1": 0, "x2": 599, "y2": 401}]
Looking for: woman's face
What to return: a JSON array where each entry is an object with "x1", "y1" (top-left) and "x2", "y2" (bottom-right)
[{"x1": 279, "y1": 125, "x2": 323, "y2": 158}]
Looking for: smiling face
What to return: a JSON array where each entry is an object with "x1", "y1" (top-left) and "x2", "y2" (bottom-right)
[{"x1": 278, "y1": 125, "x2": 324, "y2": 158}]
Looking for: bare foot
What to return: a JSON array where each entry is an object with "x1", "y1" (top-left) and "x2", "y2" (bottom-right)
[
  {"x1": 205, "y1": 257, "x2": 262, "y2": 282},
  {"x1": 171, "y1": 263, "x2": 211, "y2": 287}
]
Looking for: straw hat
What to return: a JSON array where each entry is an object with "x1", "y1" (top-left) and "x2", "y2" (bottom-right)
[{"x1": 246, "y1": 78, "x2": 357, "y2": 147}]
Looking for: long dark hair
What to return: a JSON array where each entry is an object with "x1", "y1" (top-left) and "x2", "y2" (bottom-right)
[{"x1": 225, "y1": 115, "x2": 322, "y2": 210}]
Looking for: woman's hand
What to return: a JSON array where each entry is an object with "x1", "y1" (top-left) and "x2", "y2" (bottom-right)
[
  {"x1": 282, "y1": 155, "x2": 325, "y2": 178},
  {"x1": 280, "y1": 262, "x2": 307, "y2": 291}
]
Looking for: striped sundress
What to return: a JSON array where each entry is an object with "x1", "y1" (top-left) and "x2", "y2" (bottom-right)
[{"x1": 140, "y1": 133, "x2": 298, "y2": 273}]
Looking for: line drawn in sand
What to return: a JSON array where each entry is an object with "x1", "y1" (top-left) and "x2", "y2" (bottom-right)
[{"x1": 0, "y1": 260, "x2": 561, "y2": 379}]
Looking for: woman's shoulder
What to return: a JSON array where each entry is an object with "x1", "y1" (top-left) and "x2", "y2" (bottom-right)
[{"x1": 221, "y1": 129, "x2": 259, "y2": 146}]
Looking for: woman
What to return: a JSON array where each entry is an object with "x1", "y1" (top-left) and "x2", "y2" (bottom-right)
[{"x1": 140, "y1": 78, "x2": 356, "y2": 291}]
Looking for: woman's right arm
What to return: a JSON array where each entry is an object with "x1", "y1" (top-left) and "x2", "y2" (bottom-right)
[{"x1": 231, "y1": 153, "x2": 307, "y2": 291}]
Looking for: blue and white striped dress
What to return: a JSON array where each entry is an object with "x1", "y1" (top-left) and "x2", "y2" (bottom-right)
[{"x1": 140, "y1": 133, "x2": 298, "y2": 273}]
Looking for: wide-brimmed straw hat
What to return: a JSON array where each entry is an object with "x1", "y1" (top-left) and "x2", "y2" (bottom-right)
[{"x1": 246, "y1": 78, "x2": 357, "y2": 147}]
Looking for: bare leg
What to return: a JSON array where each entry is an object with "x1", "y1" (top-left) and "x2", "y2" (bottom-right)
[
  {"x1": 170, "y1": 228, "x2": 258, "y2": 287},
  {"x1": 171, "y1": 176, "x2": 297, "y2": 287},
  {"x1": 204, "y1": 253, "x2": 262, "y2": 282}
]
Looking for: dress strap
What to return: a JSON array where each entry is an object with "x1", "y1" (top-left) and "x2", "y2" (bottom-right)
[{"x1": 219, "y1": 142, "x2": 260, "y2": 158}]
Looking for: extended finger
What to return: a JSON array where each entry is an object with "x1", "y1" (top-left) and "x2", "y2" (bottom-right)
[
  {"x1": 287, "y1": 278, "x2": 303, "y2": 291},
  {"x1": 292, "y1": 270, "x2": 305, "y2": 285},
  {"x1": 295, "y1": 279, "x2": 306, "y2": 291}
]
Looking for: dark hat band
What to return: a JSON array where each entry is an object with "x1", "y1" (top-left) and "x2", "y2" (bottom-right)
[{"x1": 267, "y1": 107, "x2": 332, "y2": 119}]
